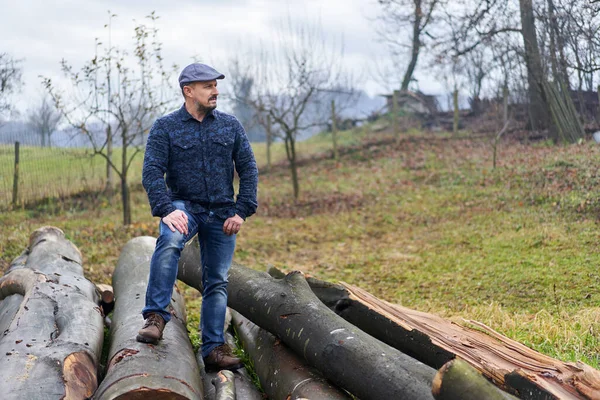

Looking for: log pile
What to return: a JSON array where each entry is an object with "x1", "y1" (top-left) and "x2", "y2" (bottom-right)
[
  {"x1": 0, "y1": 226, "x2": 105, "y2": 399},
  {"x1": 3, "y1": 228, "x2": 600, "y2": 399}
]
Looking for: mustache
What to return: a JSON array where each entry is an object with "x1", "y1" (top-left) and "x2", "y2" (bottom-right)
[{"x1": 209, "y1": 95, "x2": 218, "y2": 101}]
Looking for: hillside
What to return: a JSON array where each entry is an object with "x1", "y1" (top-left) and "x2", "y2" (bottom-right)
[{"x1": 1, "y1": 126, "x2": 599, "y2": 369}]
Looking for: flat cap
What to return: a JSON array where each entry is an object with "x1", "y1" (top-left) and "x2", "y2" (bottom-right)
[{"x1": 178, "y1": 63, "x2": 225, "y2": 88}]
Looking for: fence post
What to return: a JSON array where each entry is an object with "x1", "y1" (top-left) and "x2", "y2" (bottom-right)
[{"x1": 12, "y1": 141, "x2": 20, "y2": 207}]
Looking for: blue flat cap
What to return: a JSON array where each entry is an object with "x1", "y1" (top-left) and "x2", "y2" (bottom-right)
[{"x1": 178, "y1": 63, "x2": 225, "y2": 87}]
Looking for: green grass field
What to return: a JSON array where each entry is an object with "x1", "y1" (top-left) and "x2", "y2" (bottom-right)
[{"x1": 1, "y1": 125, "x2": 600, "y2": 369}]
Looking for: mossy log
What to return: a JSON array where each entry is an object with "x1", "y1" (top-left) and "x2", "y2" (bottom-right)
[
  {"x1": 231, "y1": 309, "x2": 351, "y2": 400},
  {"x1": 432, "y1": 359, "x2": 518, "y2": 400},
  {"x1": 93, "y1": 236, "x2": 203, "y2": 400},
  {"x1": 0, "y1": 226, "x2": 104, "y2": 399},
  {"x1": 178, "y1": 238, "x2": 436, "y2": 400}
]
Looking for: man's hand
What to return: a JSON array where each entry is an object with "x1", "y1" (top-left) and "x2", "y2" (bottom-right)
[
  {"x1": 223, "y1": 214, "x2": 244, "y2": 236},
  {"x1": 162, "y1": 210, "x2": 189, "y2": 235}
]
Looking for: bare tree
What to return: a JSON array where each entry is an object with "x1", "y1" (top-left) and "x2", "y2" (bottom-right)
[
  {"x1": 0, "y1": 53, "x2": 23, "y2": 123},
  {"x1": 228, "y1": 19, "x2": 350, "y2": 199},
  {"x1": 27, "y1": 96, "x2": 61, "y2": 147},
  {"x1": 43, "y1": 12, "x2": 177, "y2": 225},
  {"x1": 376, "y1": 0, "x2": 443, "y2": 91}
]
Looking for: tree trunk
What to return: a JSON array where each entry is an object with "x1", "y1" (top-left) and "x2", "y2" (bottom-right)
[
  {"x1": 122, "y1": 131, "x2": 131, "y2": 226},
  {"x1": 432, "y1": 359, "x2": 518, "y2": 400},
  {"x1": 178, "y1": 242, "x2": 436, "y2": 400},
  {"x1": 94, "y1": 236, "x2": 203, "y2": 400},
  {"x1": 106, "y1": 124, "x2": 113, "y2": 191},
  {"x1": 121, "y1": 173, "x2": 131, "y2": 226},
  {"x1": 0, "y1": 226, "x2": 104, "y2": 399},
  {"x1": 453, "y1": 89, "x2": 459, "y2": 134},
  {"x1": 519, "y1": 0, "x2": 551, "y2": 133},
  {"x1": 331, "y1": 100, "x2": 339, "y2": 162},
  {"x1": 266, "y1": 114, "x2": 272, "y2": 170},
  {"x1": 289, "y1": 136, "x2": 299, "y2": 199},
  {"x1": 231, "y1": 309, "x2": 352, "y2": 400},
  {"x1": 401, "y1": 0, "x2": 422, "y2": 91}
]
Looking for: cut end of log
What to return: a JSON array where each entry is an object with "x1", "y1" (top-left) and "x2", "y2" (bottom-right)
[
  {"x1": 63, "y1": 352, "x2": 97, "y2": 400},
  {"x1": 29, "y1": 226, "x2": 65, "y2": 248},
  {"x1": 113, "y1": 388, "x2": 191, "y2": 400},
  {"x1": 432, "y1": 359, "x2": 452, "y2": 397}
]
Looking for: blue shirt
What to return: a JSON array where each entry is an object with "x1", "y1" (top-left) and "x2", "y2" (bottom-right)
[{"x1": 142, "y1": 104, "x2": 258, "y2": 220}]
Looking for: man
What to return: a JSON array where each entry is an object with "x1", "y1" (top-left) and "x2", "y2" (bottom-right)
[{"x1": 138, "y1": 62, "x2": 258, "y2": 372}]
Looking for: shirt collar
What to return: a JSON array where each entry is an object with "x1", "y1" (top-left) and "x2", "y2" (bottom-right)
[{"x1": 179, "y1": 104, "x2": 219, "y2": 121}]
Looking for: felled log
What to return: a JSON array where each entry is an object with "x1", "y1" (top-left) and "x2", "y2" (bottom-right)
[
  {"x1": 0, "y1": 226, "x2": 104, "y2": 399},
  {"x1": 336, "y1": 282, "x2": 600, "y2": 400},
  {"x1": 432, "y1": 359, "x2": 518, "y2": 400},
  {"x1": 231, "y1": 309, "x2": 351, "y2": 400},
  {"x1": 271, "y1": 266, "x2": 600, "y2": 400},
  {"x1": 96, "y1": 283, "x2": 114, "y2": 316},
  {"x1": 178, "y1": 240, "x2": 436, "y2": 400},
  {"x1": 93, "y1": 236, "x2": 203, "y2": 400},
  {"x1": 195, "y1": 312, "x2": 263, "y2": 400},
  {"x1": 212, "y1": 370, "x2": 236, "y2": 400}
]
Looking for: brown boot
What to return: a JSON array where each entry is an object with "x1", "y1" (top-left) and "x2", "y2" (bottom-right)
[
  {"x1": 203, "y1": 344, "x2": 243, "y2": 372},
  {"x1": 136, "y1": 313, "x2": 165, "y2": 344}
]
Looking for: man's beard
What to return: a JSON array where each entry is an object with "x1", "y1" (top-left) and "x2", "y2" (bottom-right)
[{"x1": 195, "y1": 100, "x2": 216, "y2": 115}]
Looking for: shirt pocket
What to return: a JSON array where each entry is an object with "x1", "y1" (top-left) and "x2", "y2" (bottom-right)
[
  {"x1": 170, "y1": 136, "x2": 199, "y2": 171},
  {"x1": 211, "y1": 135, "x2": 234, "y2": 158}
]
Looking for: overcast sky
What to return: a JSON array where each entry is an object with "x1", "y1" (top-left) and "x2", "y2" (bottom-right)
[{"x1": 0, "y1": 0, "x2": 445, "y2": 117}]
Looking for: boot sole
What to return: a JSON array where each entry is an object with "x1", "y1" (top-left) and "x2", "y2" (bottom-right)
[
  {"x1": 136, "y1": 334, "x2": 160, "y2": 345},
  {"x1": 204, "y1": 362, "x2": 244, "y2": 373}
]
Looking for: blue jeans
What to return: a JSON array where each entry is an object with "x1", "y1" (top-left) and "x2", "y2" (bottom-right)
[{"x1": 142, "y1": 200, "x2": 236, "y2": 357}]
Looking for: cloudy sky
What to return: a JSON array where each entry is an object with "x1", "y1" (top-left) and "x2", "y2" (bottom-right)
[{"x1": 0, "y1": 0, "x2": 444, "y2": 116}]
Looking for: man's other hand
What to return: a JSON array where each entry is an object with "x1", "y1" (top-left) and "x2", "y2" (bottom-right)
[
  {"x1": 162, "y1": 210, "x2": 189, "y2": 235},
  {"x1": 223, "y1": 214, "x2": 244, "y2": 236}
]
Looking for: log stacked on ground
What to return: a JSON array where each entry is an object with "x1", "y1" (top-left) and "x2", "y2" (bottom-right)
[
  {"x1": 232, "y1": 309, "x2": 352, "y2": 399},
  {"x1": 432, "y1": 359, "x2": 518, "y2": 400},
  {"x1": 195, "y1": 312, "x2": 263, "y2": 400},
  {"x1": 0, "y1": 226, "x2": 104, "y2": 399},
  {"x1": 94, "y1": 236, "x2": 203, "y2": 400},
  {"x1": 336, "y1": 282, "x2": 600, "y2": 400},
  {"x1": 178, "y1": 239, "x2": 437, "y2": 400}
]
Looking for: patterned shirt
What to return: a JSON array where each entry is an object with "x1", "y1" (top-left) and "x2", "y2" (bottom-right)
[{"x1": 142, "y1": 104, "x2": 258, "y2": 220}]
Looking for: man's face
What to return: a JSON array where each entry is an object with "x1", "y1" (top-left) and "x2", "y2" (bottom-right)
[{"x1": 185, "y1": 80, "x2": 219, "y2": 112}]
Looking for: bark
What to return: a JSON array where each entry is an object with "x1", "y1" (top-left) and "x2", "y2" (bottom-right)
[
  {"x1": 432, "y1": 359, "x2": 518, "y2": 400},
  {"x1": 94, "y1": 236, "x2": 203, "y2": 400},
  {"x1": 231, "y1": 309, "x2": 351, "y2": 400},
  {"x1": 178, "y1": 241, "x2": 436, "y2": 400},
  {"x1": 0, "y1": 226, "x2": 104, "y2": 399}
]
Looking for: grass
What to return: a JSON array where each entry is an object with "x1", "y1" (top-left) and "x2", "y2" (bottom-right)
[
  {"x1": 1, "y1": 124, "x2": 600, "y2": 370},
  {"x1": 0, "y1": 145, "x2": 144, "y2": 208}
]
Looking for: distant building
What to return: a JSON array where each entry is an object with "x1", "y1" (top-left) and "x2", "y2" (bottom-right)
[{"x1": 381, "y1": 90, "x2": 439, "y2": 116}]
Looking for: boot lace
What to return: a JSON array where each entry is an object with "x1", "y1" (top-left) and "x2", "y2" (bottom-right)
[{"x1": 143, "y1": 314, "x2": 163, "y2": 329}]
